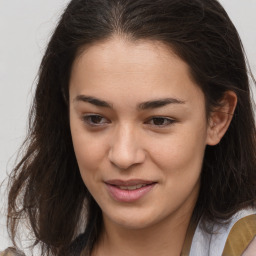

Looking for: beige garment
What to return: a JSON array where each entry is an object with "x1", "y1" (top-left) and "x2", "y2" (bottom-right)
[
  {"x1": 182, "y1": 212, "x2": 256, "y2": 255},
  {"x1": 0, "y1": 248, "x2": 24, "y2": 256},
  {"x1": 222, "y1": 214, "x2": 256, "y2": 255}
]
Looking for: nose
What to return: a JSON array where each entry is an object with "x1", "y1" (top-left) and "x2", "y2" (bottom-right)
[{"x1": 108, "y1": 124, "x2": 146, "y2": 170}]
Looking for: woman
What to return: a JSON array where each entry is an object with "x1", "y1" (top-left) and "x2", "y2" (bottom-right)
[{"x1": 1, "y1": 0, "x2": 256, "y2": 255}]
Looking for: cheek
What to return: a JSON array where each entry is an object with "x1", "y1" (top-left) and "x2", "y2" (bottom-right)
[
  {"x1": 148, "y1": 128, "x2": 206, "y2": 213},
  {"x1": 72, "y1": 135, "x2": 107, "y2": 194},
  {"x1": 150, "y1": 122, "x2": 207, "y2": 176},
  {"x1": 70, "y1": 117, "x2": 107, "y2": 182},
  {"x1": 73, "y1": 136, "x2": 104, "y2": 165}
]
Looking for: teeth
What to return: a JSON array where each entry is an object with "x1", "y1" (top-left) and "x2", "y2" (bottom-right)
[{"x1": 118, "y1": 184, "x2": 147, "y2": 190}]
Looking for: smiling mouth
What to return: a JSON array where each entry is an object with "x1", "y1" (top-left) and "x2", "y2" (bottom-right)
[
  {"x1": 105, "y1": 179, "x2": 156, "y2": 189},
  {"x1": 105, "y1": 180, "x2": 157, "y2": 202}
]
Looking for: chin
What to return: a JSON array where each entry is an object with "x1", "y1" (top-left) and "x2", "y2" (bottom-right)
[{"x1": 103, "y1": 206, "x2": 166, "y2": 230}]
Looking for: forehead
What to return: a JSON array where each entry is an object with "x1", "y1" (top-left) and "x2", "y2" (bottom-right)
[
  {"x1": 72, "y1": 37, "x2": 182, "y2": 78},
  {"x1": 69, "y1": 37, "x2": 204, "y2": 107}
]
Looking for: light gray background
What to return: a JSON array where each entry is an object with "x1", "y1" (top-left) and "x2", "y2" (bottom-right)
[{"x1": 0, "y1": 0, "x2": 256, "y2": 250}]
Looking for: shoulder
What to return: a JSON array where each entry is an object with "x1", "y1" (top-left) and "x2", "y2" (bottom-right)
[
  {"x1": 222, "y1": 213, "x2": 256, "y2": 256},
  {"x1": 0, "y1": 248, "x2": 25, "y2": 256},
  {"x1": 189, "y1": 207, "x2": 256, "y2": 256}
]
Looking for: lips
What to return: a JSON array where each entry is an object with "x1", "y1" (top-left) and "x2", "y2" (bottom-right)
[{"x1": 105, "y1": 179, "x2": 156, "y2": 202}]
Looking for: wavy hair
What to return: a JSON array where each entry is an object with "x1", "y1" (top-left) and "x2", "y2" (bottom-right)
[{"x1": 7, "y1": 0, "x2": 256, "y2": 255}]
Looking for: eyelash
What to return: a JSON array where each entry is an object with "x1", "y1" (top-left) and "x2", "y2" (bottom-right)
[
  {"x1": 145, "y1": 116, "x2": 176, "y2": 127},
  {"x1": 81, "y1": 114, "x2": 176, "y2": 128},
  {"x1": 82, "y1": 114, "x2": 110, "y2": 127}
]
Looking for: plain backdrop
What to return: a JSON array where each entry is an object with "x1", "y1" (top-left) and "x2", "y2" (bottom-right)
[{"x1": 0, "y1": 0, "x2": 256, "y2": 250}]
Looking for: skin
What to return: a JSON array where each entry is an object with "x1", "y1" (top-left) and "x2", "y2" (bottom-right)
[{"x1": 69, "y1": 36, "x2": 237, "y2": 256}]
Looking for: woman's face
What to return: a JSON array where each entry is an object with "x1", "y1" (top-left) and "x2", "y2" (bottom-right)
[{"x1": 69, "y1": 37, "x2": 212, "y2": 230}]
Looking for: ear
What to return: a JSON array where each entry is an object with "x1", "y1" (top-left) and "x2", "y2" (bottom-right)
[{"x1": 206, "y1": 91, "x2": 237, "y2": 146}]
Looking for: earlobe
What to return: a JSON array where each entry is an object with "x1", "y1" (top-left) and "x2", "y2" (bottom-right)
[{"x1": 206, "y1": 91, "x2": 237, "y2": 146}]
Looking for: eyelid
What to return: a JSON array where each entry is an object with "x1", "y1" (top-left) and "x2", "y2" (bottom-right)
[
  {"x1": 81, "y1": 114, "x2": 110, "y2": 127},
  {"x1": 144, "y1": 116, "x2": 176, "y2": 127},
  {"x1": 81, "y1": 114, "x2": 176, "y2": 128}
]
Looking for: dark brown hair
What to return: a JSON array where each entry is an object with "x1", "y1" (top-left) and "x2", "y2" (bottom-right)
[{"x1": 7, "y1": 0, "x2": 256, "y2": 255}]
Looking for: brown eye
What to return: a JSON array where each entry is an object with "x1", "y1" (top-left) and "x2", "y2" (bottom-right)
[
  {"x1": 82, "y1": 115, "x2": 109, "y2": 126},
  {"x1": 146, "y1": 117, "x2": 175, "y2": 127},
  {"x1": 90, "y1": 115, "x2": 104, "y2": 124}
]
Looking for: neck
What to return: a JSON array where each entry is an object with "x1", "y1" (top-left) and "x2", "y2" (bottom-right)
[{"x1": 92, "y1": 208, "x2": 194, "y2": 256}]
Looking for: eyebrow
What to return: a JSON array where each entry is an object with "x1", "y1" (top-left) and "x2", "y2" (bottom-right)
[
  {"x1": 74, "y1": 95, "x2": 113, "y2": 108},
  {"x1": 138, "y1": 98, "x2": 185, "y2": 110},
  {"x1": 74, "y1": 95, "x2": 185, "y2": 110}
]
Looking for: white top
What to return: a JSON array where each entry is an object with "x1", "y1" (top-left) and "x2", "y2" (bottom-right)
[{"x1": 189, "y1": 207, "x2": 256, "y2": 256}]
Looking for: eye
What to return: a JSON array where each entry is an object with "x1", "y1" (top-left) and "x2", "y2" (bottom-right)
[
  {"x1": 82, "y1": 114, "x2": 110, "y2": 126},
  {"x1": 146, "y1": 117, "x2": 175, "y2": 127}
]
